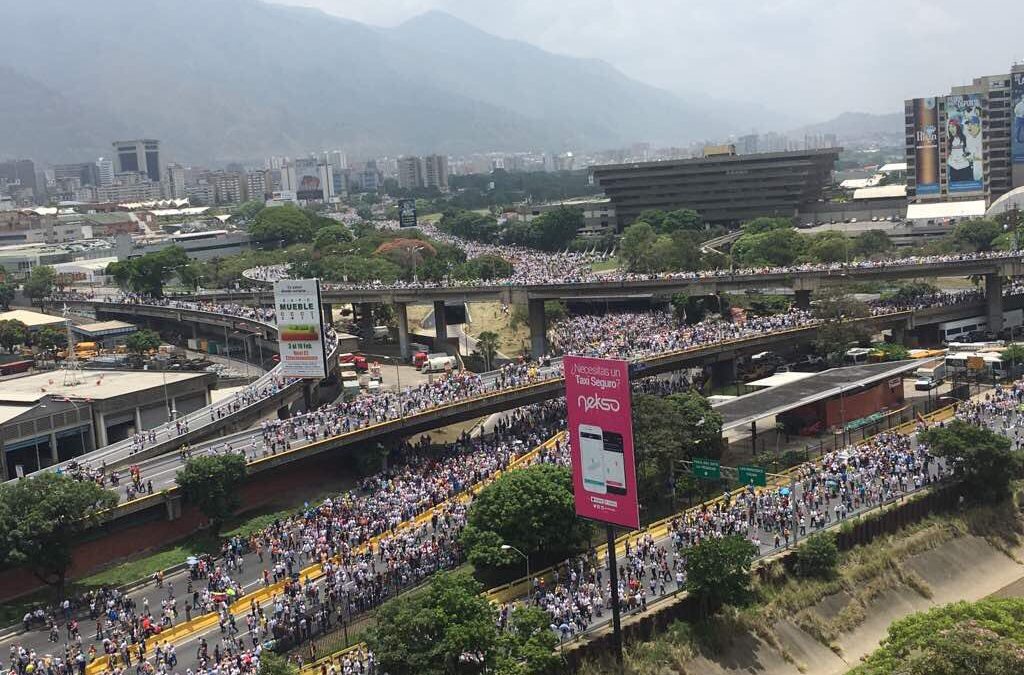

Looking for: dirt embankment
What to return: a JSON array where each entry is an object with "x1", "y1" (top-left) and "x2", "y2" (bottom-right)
[{"x1": 587, "y1": 502, "x2": 1024, "y2": 675}]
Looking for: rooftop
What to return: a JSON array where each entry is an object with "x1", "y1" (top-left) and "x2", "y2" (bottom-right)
[
  {"x1": 906, "y1": 200, "x2": 987, "y2": 221},
  {"x1": 853, "y1": 185, "x2": 907, "y2": 200},
  {"x1": 713, "y1": 360, "x2": 929, "y2": 431},
  {"x1": 73, "y1": 320, "x2": 136, "y2": 335},
  {"x1": 0, "y1": 369, "x2": 206, "y2": 404},
  {"x1": 0, "y1": 309, "x2": 67, "y2": 329}
]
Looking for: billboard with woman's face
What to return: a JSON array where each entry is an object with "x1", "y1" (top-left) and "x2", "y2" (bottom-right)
[
  {"x1": 945, "y1": 94, "x2": 984, "y2": 193},
  {"x1": 1012, "y1": 73, "x2": 1024, "y2": 165},
  {"x1": 913, "y1": 97, "x2": 940, "y2": 195}
]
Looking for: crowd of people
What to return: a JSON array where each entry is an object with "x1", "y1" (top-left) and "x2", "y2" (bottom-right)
[
  {"x1": 515, "y1": 423, "x2": 948, "y2": 642},
  {"x1": 241, "y1": 228, "x2": 1024, "y2": 290}
]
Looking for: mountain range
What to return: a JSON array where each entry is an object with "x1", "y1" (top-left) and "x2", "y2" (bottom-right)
[{"x1": 0, "y1": 0, "x2": 902, "y2": 165}]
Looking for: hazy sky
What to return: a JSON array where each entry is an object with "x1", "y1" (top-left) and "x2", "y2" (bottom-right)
[{"x1": 276, "y1": 0, "x2": 1024, "y2": 120}]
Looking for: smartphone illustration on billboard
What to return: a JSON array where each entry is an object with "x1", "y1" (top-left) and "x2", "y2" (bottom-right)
[
  {"x1": 603, "y1": 430, "x2": 627, "y2": 495},
  {"x1": 578, "y1": 424, "x2": 607, "y2": 494}
]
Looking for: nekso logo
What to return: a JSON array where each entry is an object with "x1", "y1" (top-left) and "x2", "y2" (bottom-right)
[{"x1": 578, "y1": 394, "x2": 620, "y2": 413}]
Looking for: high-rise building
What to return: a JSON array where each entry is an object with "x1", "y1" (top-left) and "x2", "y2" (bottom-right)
[
  {"x1": 0, "y1": 160, "x2": 38, "y2": 200},
  {"x1": 54, "y1": 163, "x2": 98, "y2": 186},
  {"x1": 360, "y1": 160, "x2": 381, "y2": 192},
  {"x1": 422, "y1": 154, "x2": 449, "y2": 191},
  {"x1": 738, "y1": 134, "x2": 760, "y2": 155},
  {"x1": 904, "y1": 64, "x2": 1024, "y2": 205},
  {"x1": 113, "y1": 139, "x2": 161, "y2": 183},
  {"x1": 280, "y1": 159, "x2": 334, "y2": 201},
  {"x1": 209, "y1": 171, "x2": 244, "y2": 205},
  {"x1": 246, "y1": 170, "x2": 271, "y2": 202},
  {"x1": 590, "y1": 148, "x2": 840, "y2": 228},
  {"x1": 321, "y1": 150, "x2": 348, "y2": 172},
  {"x1": 95, "y1": 158, "x2": 115, "y2": 187},
  {"x1": 163, "y1": 163, "x2": 187, "y2": 199},
  {"x1": 397, "y1": 156, "x2": 423, "y2": 190}
]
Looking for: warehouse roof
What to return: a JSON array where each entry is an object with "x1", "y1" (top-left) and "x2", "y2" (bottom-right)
[{"x1": 0, "y1": 309, "x2": 67, "y2": 329}]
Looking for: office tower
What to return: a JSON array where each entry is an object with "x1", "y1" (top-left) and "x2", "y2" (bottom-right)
[
  {"x1": 397, "y1": 156, "x2": 423, "y2": 190},
  {"x1": 112, "y1": 139, "x2": 161, "y2": 182},
  {"x1": 95, "y1": 157, "x2": 115, "y2": 186},
  {"x1": 422, "y1": 154, "x2": 449, "y2": 191},
  {"x1": 163, "y1": 163, "x2": 187, "y2": 199}
]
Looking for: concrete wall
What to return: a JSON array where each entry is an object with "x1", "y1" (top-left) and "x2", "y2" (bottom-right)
[{"x1": 0, "y1": 448, "x2": 350, "y2": 602}]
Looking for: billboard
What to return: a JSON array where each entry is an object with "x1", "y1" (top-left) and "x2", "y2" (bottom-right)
[
  {"x1": 294, "y1": 164, "x2": 324, "y2": 201},
  {"x1": 398, "y1": 198, "x2": 417, "y2": 228},
  {"x1": 565, "y1": 355, "x2": 640, "y2": 530},
  {"x1": 1013, "y1": 73, "x2": 1024, "y2": 165},
  {"x1": 273, "y1": 278, "x2": 327, "y2": 379},
  {"x1": 945, "y1": 94, "x2": 984, "y2": 192},
  {"x1": 912, "y1": 97, "x2": 940, "y2": 195}
]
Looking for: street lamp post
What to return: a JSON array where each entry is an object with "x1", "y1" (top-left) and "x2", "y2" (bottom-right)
[{"x1": 500, "y1": 544, "x2": 529, "y2": 581}]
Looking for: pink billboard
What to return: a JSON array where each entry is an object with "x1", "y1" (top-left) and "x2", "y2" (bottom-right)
[{"x1": 565, "y1": 355, "x2": 640, "y2": 530}]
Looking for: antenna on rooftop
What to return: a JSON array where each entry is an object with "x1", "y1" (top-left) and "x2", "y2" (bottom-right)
[{"x1": 61, "y1": 304, "x2": 82, "y2": 386}]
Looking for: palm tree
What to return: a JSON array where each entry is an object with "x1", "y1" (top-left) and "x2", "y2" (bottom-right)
[{"x1": 476, "y1": 331, "x2": 500, "y2": 371}]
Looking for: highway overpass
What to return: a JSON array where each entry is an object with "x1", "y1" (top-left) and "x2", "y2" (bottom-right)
[{"x1": 191, "y1": 253, "x2": 1024, "y2": 358}]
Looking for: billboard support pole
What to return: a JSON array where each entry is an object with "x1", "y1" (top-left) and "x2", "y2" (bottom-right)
[{"x1": 606, "y1": 524, "x2": 624, "y2": 669}]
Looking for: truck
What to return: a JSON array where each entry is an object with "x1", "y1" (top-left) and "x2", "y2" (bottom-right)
[
  {"x1": 422, "y1": 355, "x2": 458, "y2": 373},
  {"x1": 338, "y1": 352, "x2": 368, "y2": 372},
  {"x1": 913, "y1": 362, "x2": 946, "y2": 391}
]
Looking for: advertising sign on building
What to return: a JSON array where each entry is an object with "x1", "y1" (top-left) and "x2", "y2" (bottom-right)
[
  {"x1": 294, "y1": 164, "x2": 325, "y2": 201},
  {"x1": 273, "y1": 278, "x2": 327, "y2": 379},
  {"x1": 913, "y1": 97, "x2": 940, "y2": 195},
  {"x1": 1012, "y1": 73, "x2": 1024, "y2": 165},
  {"x1": 565, "y1": 355, "x2": 640, "y2": 530},
  {"x1": 945, "y1": 94, "x2": 984, "y2": 193},
  {"x1": 398, "y1": 198, "x2": 418, "y2": 228}
]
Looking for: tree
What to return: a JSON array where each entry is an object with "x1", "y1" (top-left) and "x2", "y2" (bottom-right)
[
  {"x1": 1001, "y1": 343, "x2": 1024, "y2": 375},
  {"x1": 874, "y1": 342, "x2": 910, "y2": 361},
  {"x1": 685, "y1": 534, "x2": 757, "y2": 617},
  {"x1": 125, "y1": 328, "x2": 162, "y2": 355},
  {"x1": 312, "y1": 224, "x2": 353, "y2": 251},
  {"x1": 375, "y1": 238, "x2": 436, "y2": 281},
  {"x1": 949, "y1": 219, "x2": 1002, "y2": 253},
  {"x1": 852, "y1": 229, "x2": 894, "y2": 258},
  {"x1": 891, "y1": 280, "x2": 940, "y2": 304},
  {"x1": 177, "y1": 261, "x2": 207, "y2": 291},
  {"x1": 631, "y1": 392, "x2": 722, "y2": 504},
  {"x1": 257, "y1": 652, "x2": 296, "y2": 675},
  {"x1": 368, "y1": 572, "x2": 499, "y2": 675},
  {"x1": 106, "y1": 246, "x2": 190, "y2": 297},
  {"x1": 249, "y1": 204, "x2": 316, "y2": 246},
  {"x1": 438, "y1": 210, "x2": 503, "y2": 244},
  {"x1": 0, "y1": 319, "x2": 27, "y2": 353},
  {"x1": 522, "y1": 206, "x2": 584, "y2": 251},
  {"x1": 740, "y1": 217, "x2": 793, "y2": 235},
  {"x1": 805, "y1": 231, "x2": 850, "y2": 264},
  {"x1": 460, "y1": 464, "x2": 592, "y2": 569},
  {"x1": 475, "y1": 331, "x2": 500, "y2": 371},
  {"x1": 454, "y1": 255, "x2": 513, "y2": 281},
  {"x1": 920, "y1": 420, "x2": 1023, "y2": 503},
  {"x1": 0, "y1": 280, "x2": 15, "y2": 310},
  {"x1": 32, "y1": 326, "x2": 66, "y2": 352},
  {"x1": 234, "y1": 200, "x2": 265, "y2": 223},
  {"x1": 732, "y1": 227, "x2": 807, "y2": 267},
  {"x1": 638, "y1": 208, "x2": 704, "y2": 235},
  {"x1": 0, "y1": 473, "x2": 117, "y2": 598},
  {"x1": 812, "y1": 288, "x2": 872, "y2": 364},
  {"x1": 175, "y1": 454, "x2": 247, "y2": 533},
  {"x1": 793, "y1": 532, "x2": 838, "y2": 578},
  {"x1": 851, "y1": 598, "x2": 1024, "y2": 675},
  {"x1": 23, "y1": 265, "x2": 56, "y2": 308},
  {"x1": 619, "y1": 222, "x2": 659, "y2": 272}
]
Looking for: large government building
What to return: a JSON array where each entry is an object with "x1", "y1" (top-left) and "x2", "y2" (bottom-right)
[{"x1": 589, "y1": 148, "x2": 840, "y2": 229}]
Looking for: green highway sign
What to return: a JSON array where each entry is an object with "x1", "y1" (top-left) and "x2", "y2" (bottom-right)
[
  {"x1": 692, "y1": 457, "x2": 721, "y2": 480},
  {"x1": 738, "y1": 465, "x2": 767, "y2": 487}
]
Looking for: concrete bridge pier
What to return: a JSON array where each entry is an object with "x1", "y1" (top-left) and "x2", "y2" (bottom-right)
[
  {"x1": 709, "y1": 358, "x2": 737, "y2": 391},
  {"x1": 433, "y1": 300, "x2": 451, "y2": 354},
  {"x1": 357, "y1": 303, "x2": 374, "y2": 341},
  {"x1": 986, "y1": 273, "x2": 1004, "y2": 335},
  {"x1": 889, "y1": 323, "x2": 906, "y2": 345},
  {"x1": 528, "y1": 298, "x2": 547, "y2": 358},
  {"x1": 795, "y1": 289, "x2": 813, "y2": 310},
  {"x1": 322, "y1": 303, "x2": 334, "y2": 328},
  {"x1": 396, "y1": 302, "x2": 410, "y2": 360}
]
